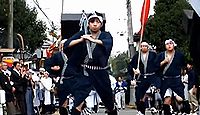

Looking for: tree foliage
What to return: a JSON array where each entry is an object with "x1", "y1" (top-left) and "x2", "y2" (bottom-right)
[
  {"x1": 0, "y1": 0, "x2": 47, "y2": 52},
  {"x1": 110, "y1": 52, "x2": 129, "y2": 76},
  {"x1": 144, "y1": 0, "x2": 192, "y2": 60},
  {"x1": 0, "y1": 0, "x2": 8, "y2": 47}
]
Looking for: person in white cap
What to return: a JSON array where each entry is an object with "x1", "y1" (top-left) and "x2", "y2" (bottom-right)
[
  {"x1": 39, "y1": 67, "x2": 45, "y2": 72},
  {"x1": 40, "y1": 71, "x2": 54, "y2": 114},
  {"x1": 156, "y1": 39, "x2": 190, "y2": 114}
]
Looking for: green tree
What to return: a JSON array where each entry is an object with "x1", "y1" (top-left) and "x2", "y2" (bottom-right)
[
  {"x1": 110, "y1": 52, "x2": 129, "y2": 76},
  {"x1": 0, "y1": 0, "x2": 9, "y2": 46},
  {"x1": 144, "y1": 0, "x2": 191, "y2": 60},
  {"x1": 0, "y1": 0, "x2": 47, "y2": 52}
]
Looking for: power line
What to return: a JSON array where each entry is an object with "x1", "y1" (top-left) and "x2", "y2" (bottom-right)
[{"x1": 32, "y1": 0, "x2": 57, "y2": 31}]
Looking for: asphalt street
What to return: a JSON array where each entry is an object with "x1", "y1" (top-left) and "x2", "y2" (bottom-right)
[
  {"x1": 53, "y1": 107, "x2": 156, "y2": 115},
  {"x1": 91, "y1": 108, "x2": 157, "y2": 115}
]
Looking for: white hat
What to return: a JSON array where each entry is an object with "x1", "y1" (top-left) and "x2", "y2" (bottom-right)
[
  {"x1": 44, "y1": 71, "x2": 49, "y2": 75},
  {"x1": 165, "y1": 39, "x2": 177, "y2": 46},
  {"x1": 39, "y1": 68, "x2": 45, "y2": 71}
]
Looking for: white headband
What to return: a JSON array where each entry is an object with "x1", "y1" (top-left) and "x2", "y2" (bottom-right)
[
  {"x1": 141, "y1": 42, "x2": 149, "y2": 46},
  {"x1": 88, "y1": 14, "x2": 103, "y2": 24},
  {"x1": 165, "y1": 39, "x2": 177, "y2": 46}
]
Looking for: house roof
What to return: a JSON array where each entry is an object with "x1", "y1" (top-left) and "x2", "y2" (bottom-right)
[
  {"x1": 61, "y1": 13, "x2": 106, "y2": 21},
  {"x1": 0, "y1": 48, "x2": 15, "y2": 53},
  {"x1": 188, "y1": 0, "x2": 200, "y2": 17}
]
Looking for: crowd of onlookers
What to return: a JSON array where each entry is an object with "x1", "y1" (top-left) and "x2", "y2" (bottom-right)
[
  {"x1": 0, "y1": 59, "x2": 57, "y2": 115},
  {"x1": 0, "y1": 57, "x2": 127, "y2": 115}
]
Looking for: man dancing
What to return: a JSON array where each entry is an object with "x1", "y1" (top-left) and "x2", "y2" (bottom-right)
[{"x1": 64, "y1": 11, "x2": 117, "y2": 115}]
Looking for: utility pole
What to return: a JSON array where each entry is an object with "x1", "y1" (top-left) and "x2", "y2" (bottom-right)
[
  {"x1": 61, "y1": 0, "x2": 64, "y2": 15},
  {"x1": 126, "y1": 0, "x2": 136, "y2": 106},
  {"x1": 8, "y1": 0, "x2": 13, "y2": 48},
  {"x1": 126, "y1": 0, "x2": 136, "y2": 59}
]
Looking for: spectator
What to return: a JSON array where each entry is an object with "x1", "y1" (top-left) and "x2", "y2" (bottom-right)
[
  {"x1": 11, "y1": 61, "x2": 27, "y2": 115},
  {"x1": 40, "y1": 71, "x2": 54, "y2": 114},
  {"x1": 114, "y1": 75, "x2": 127, "y2": 110},
  {"x1": 181, "y1": 67, "x2": 189, "y2": 100},
  {"x1": 187, "y1": 61, "x2": 198, "y2": 113},
  {"x1": 0, "y1": 62, "x2": 16, "y2": 115}
]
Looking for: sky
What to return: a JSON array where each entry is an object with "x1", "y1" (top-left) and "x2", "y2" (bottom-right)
[{"x1": 26, "y1": 0, "x2": 155, "y2": 55}]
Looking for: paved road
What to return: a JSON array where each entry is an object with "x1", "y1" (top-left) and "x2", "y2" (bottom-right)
[
  {"x1": 92, "y1": 108, "x2": 198, "y2": 115},
  {"x1": 91, "y1": 108, "x2": 157, "y2": 115},
  {"x1": 53, "y1": 108, "x2": 157, "y2": 115},
  {"x1": 53, "y1": 108, "x2": 199, "y2": 115}
]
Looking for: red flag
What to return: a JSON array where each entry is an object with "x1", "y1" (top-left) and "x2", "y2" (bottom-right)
[
  {"x1": 138, "y1": 0, "x2": 150, "y2": 34},
  {"x1": 141, "y1": 0, "x2": 150, "y2": 25}
]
